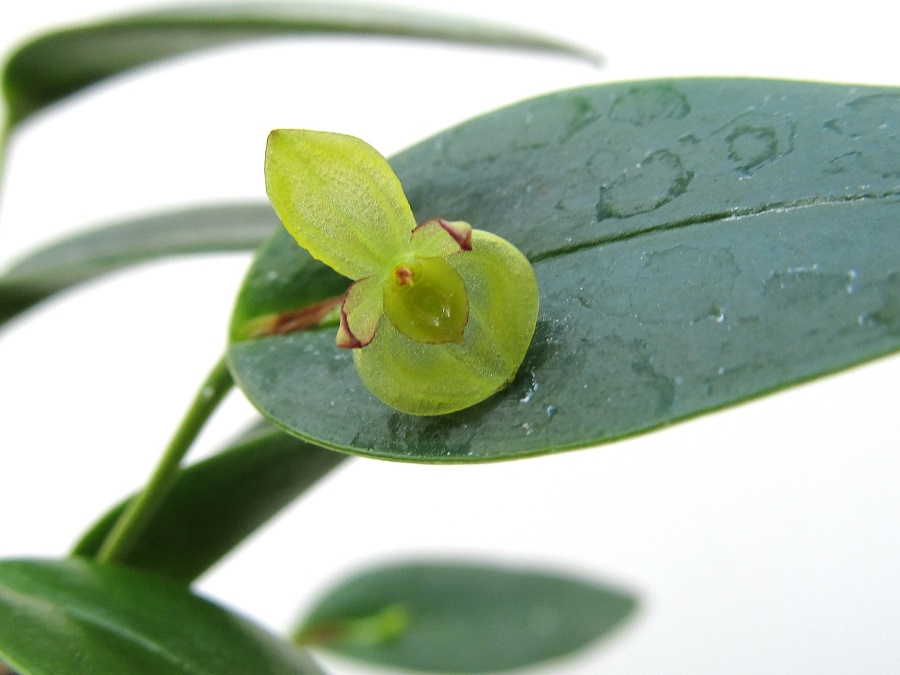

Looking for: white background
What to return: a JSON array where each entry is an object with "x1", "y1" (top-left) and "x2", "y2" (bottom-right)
[{"x1": 1, "y1": 1, "x2": 899, "y2": 673}]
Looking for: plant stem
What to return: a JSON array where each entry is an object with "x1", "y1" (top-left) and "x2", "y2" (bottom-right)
[
  {"x1": 0, "y1": 118, "x2": 10, "y2": 215},
  {"x1": 95, "y1": 356, "x2": 234, "y2": 564}
]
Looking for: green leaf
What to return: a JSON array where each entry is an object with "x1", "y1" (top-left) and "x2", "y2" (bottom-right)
[
  {"x1": 0, "y1": 203, "x2": 278, "y2": 327},
  {"x1": 294, "y1": 560, "x2": 636, "y2": 673},
  {"x1": 73, "y1": 420, "x2": 347, "y2": 584},
  {"x1": 2, "y1": 2, "x2": 599, "y2": 129},
  {"x1": 228, "y1": 78, "x2": 900, "y2": 462},
  {"x1": 228, "y1": 226, "x2": 350, "y2": 343},
  {"x1": 0, "y1": 558, "x2": 324, "y2": 675}
]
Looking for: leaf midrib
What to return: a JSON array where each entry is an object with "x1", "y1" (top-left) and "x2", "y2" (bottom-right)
[{"x1": 529, "y1": 189, "x2": 900, "y2": 264}]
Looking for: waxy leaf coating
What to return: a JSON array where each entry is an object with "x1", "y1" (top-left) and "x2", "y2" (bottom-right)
[{"x1": 261, "y1": 130, "x2": 539, "y2": 415}]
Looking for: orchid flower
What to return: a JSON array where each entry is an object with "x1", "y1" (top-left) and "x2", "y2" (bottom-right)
[{"x1": 265, "y1": 130, "x2": 539, "y2": 415}]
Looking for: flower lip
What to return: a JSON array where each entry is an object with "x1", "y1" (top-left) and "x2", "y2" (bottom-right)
[{"x1": 383, "y1": 255, "x2": 469, "y2": 345}]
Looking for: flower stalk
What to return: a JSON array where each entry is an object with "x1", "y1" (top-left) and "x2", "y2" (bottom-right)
[{"x1": 95, "y1": 356, "x2": 234, "y2": 564}]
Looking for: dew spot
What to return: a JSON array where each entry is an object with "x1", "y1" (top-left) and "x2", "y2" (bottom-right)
[
  {"x1": 825, "y1": 151, "x2": 864, "y2": 175},
  {"x1": 596, "y1": 149, "x2": 693, "y2": 219},
  {"x1": 824, "y1": 94, "x2": 900, "y2": 137},
  {"x1": 716, "y1": 111, "x2": 795, "y2": 175},
  {"x1": 822, "y1": 94, "x2": 900, "y2": 178},
  {"x1": 762, "y1": 264, "x2": 853, "y2": 308},
  {"x1": 609, "y1": 83, "x2": 691, "y2": 127},
  {"x1": 518, "y1": 372, "x2": 540, "y2": 403},
  {"x1": 439, "y1": 94, "x2": 599, "y2": 168},
  {"x1": 822, "y1": 118, "x2": 843, "y2": 134},
  {"x1": 555, "y1": 149, "x2": 618, "y2": 214},
  {"x1": 727, "y1": 126, "x2": 779, "y2": 173}
]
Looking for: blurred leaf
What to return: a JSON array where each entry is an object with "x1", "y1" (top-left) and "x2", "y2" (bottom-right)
[
  {"x1": 73, "y1": 420, "x2": 347, "y2": 584},
  {"x1": 0, "y1": 558, "x2": 325, "y2": 675},
  {"x1": 0, "y1": 202, "x2": 277, "y2": 326},
  {"x1": 229, "y1": 78, "x2": 900, "y2": 461},
  {"x1": 2, "y1": 2, "x2": 600, "y2": 128},
  {"x1": 295, "y1": 560, "x2": 636, "y2": 673}
]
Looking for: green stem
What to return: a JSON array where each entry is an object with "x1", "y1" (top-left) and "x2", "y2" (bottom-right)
[
  {"x1": 95, "y1": 356, "x2": 234, "y2": 564},
  {"x1": 0, "y1": 118, "x2": 10, "y2": 214}
]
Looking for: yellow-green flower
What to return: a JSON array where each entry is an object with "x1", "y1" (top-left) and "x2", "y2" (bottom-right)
[
  {"x1": 265, "y1": 130, "x2": 539, "y2": 415},
  {"x1": 336, "y1": 216, "x2": 473, "y2": 349}
]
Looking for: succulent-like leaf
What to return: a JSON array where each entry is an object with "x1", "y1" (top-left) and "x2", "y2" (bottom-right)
[
  {"x1": 0, "y1": 203, "x2": 279, "y2": 328},
  {"x1": 2, "y1": 2, "x2": 600, "y2": 129},
  {"x1": 229, "y1": 79, "x2": 900, "y2": 461},
  {"x1": 0, "y1": 558, "x2": 324, "y2": 675},
  {"x1": 294, "y1": 560, "x2": 636, "y2": 673},
  {"x1": 73, "y1": 420, "x2": 347, "y2": 584},
  {"x1": 229, "y1": 231, "x2": 349, "y2": 343}
]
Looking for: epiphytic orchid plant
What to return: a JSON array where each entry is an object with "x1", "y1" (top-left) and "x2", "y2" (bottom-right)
[{"x1": 0, "y1": 2, "x2": 898, "y2": 675}]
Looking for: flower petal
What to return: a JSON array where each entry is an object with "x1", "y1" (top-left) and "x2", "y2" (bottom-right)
[
  {"x1": 336, "y1": 276, "x2": 383, "y2": 349},
  {"x1": 354, "y1": 230, "x2": 539, "y2": 415},
  {"x1": 408, "y1": 218, "x2": 473, "y2": 257},
  {"x1": 265, "y1": 130, "x2": 416, "y2": 279}
]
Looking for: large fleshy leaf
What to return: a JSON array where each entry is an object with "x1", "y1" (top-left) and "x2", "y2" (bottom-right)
[
  {"x1": 0, "y1": 558, "x2": 324, "y2": 675},
  {"x1": 229, "y1": 78, "x2": 900, "y2": 462},
  {"x1": 294, "y1": 560, "x2": 636, "y2": 673},
  {"x1": 0, "y1": 203, "x2": 278, "y2": 327},
  {"x1": 2, "y1": 2, "x2": 599, "y2": 129},
  {"x1": 73, "y1": 420, "x2": 347, "y2": 584}
]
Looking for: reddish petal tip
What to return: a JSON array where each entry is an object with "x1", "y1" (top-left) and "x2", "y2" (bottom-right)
[
  {"x1": 436, "y1": 218, "x2": 473, "y2": 251},
  {"x1": 336, "y1": 286, "x2": 379, "y2": 349},
  {"x1": 336, "y1": 308, "x2": 363, "y2": 349}
]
